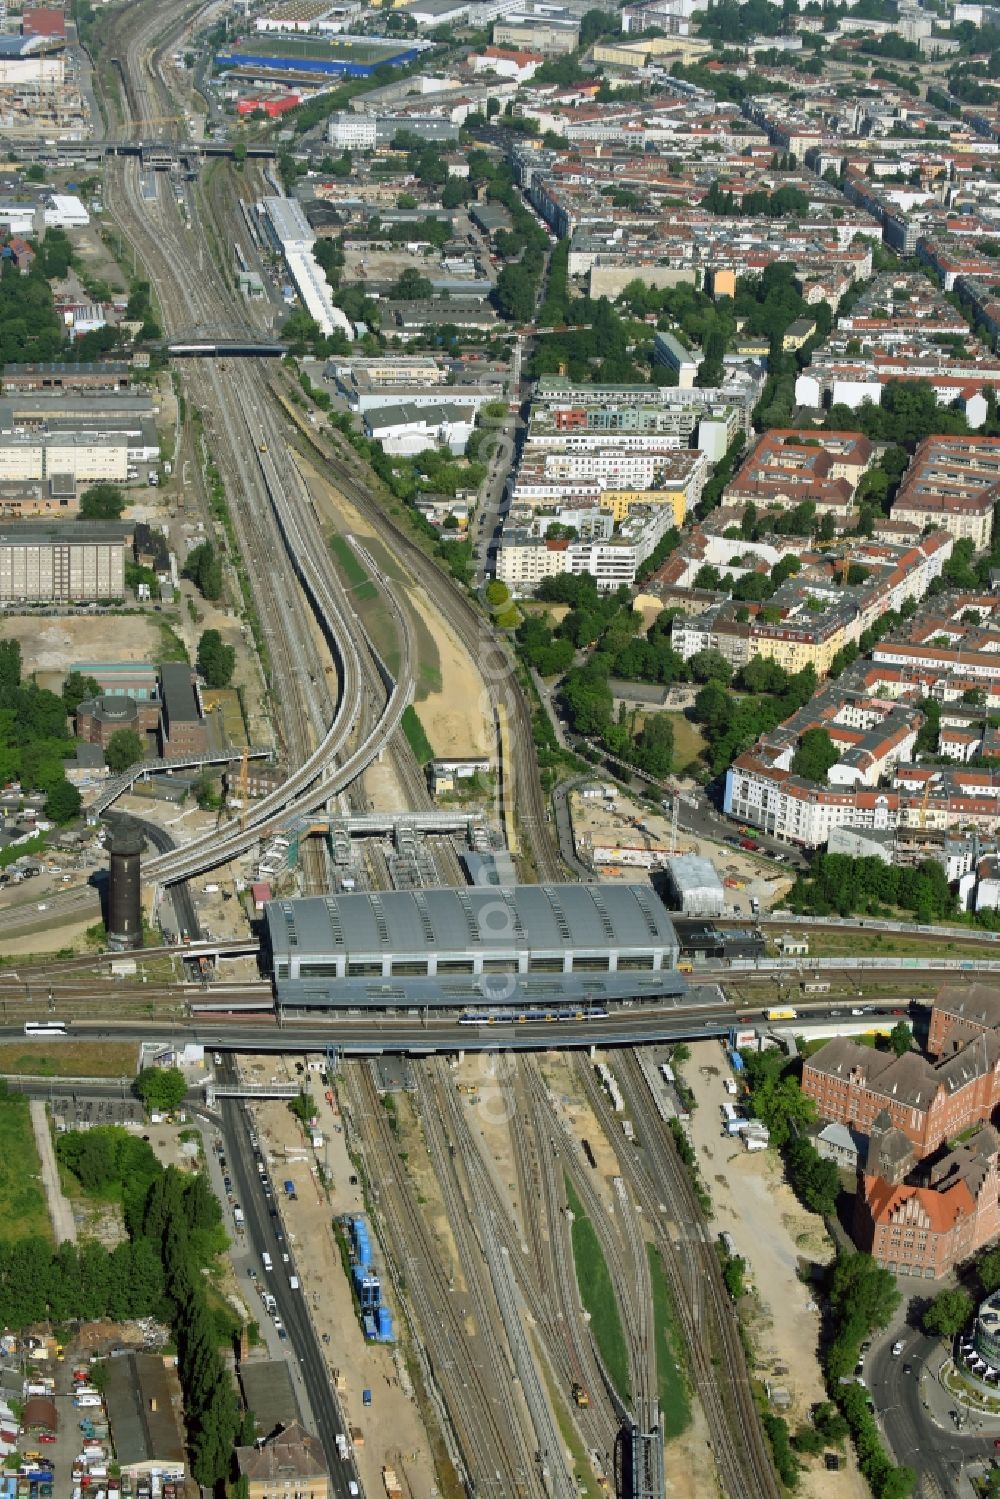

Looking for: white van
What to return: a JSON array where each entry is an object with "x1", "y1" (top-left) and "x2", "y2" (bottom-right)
[
  {"x1": 262, "y1": 1252, "x2": 273, "y2": 1272},
  {"x1": 289, "y1": 1276, "x2": 300, "y2": 1290}
]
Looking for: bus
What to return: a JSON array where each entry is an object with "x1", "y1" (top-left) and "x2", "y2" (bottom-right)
[
  {"x1": 765, "y1": 1007, "x2": 798, "y2": 1022},
  {"x1": 24, "y1": 1022, "x2": 66, "y2": 1036}
]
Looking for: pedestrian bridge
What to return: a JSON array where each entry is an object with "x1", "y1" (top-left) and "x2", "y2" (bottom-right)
[
  {"x1": 207, "y1": 1082, "x2": 299, "y2": 1100},
  {"x1": 165, "y1": 328, "x2": 286, "y2": 358}
]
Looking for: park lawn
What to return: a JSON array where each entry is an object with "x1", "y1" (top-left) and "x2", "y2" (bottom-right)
[
  {"x1": 663, "y1": 713, "x2": 706, "y2": 773},
  {"x1": 647, "y1": 1244, "x2": 690, "y2": 1440},
  {"x1": 0, "y1": 1091, "x2": 50, "y2": 1241},
  {"x1": 402, "y1": 705, "x2": 434, "y2": 764},
  {"x1": 564, "y1": 1175, "x2": 631, "y2": 1404},
  {"x1": 0, "y1": 1042, "x2": 138, "y2": 1078}
]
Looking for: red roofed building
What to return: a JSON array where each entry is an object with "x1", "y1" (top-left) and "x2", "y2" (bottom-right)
[
  {"x1": 854, "y1": 1113, "x2": 1000, "y2": 1279},
  {"x1": 21, "y1": 6, "x2": 66, "y2": 37}
]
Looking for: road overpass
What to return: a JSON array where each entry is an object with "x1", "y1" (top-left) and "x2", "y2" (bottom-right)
[
  {"x1": 166, "y1": 338, "x2": 287, "y2": 358},
  {"x1": 7, "y1": 991, "x2": 922, "y2": 1055}
]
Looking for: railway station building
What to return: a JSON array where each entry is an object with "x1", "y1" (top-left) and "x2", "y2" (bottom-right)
[{"x1": 264, "y1": 882, "x2": 684, "y2": 1011}]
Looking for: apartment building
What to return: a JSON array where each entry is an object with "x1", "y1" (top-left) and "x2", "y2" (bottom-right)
[
  {"x1": 0, "y1": 522, "x2": 128, "y2": 602},
  {"x1": 890, "y1": 435, "x2": 1000, "y2": 550},
  {"x1": 727, "y1": 429, "x2": 874, "y2": 517},
  {"x1": 497, "y1": 503, "x2": 674, "y2": 593}
]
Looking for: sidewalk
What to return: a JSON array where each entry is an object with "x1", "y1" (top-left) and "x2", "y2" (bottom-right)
[{"x1": 29, "y1": 1101, "x2": 76, "y2": 1245}]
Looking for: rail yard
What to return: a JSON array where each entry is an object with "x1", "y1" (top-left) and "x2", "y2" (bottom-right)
[{"x1": 7, "y1": 0, "x2": 1000, "y2": 1497}]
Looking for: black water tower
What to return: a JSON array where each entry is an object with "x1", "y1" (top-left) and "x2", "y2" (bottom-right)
[{"x1": 107, "y1": 817, "x2": 143, "y2": 951}]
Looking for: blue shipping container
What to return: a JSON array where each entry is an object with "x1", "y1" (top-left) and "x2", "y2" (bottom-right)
[
  {"x1": 376, "y1": 1306, "x2": 394, "y2": 1341},
  {"x1": 363, "y1": 1388, "x2": 372, "y2": 1406},
  {"x1": 362, "y1": 1313, "x2": 377, "y2": 1340}
]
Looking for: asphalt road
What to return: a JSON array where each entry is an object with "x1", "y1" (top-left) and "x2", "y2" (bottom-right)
[
  {"x1": 218, "y1": 1058, "x2": 359, "y2": 1499},
  {"x1": 869, "y1": 1329, "x2": 998, "y2": 1497}
]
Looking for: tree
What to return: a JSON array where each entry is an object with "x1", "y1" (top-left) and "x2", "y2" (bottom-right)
[
  {"x1": 61, "y1": 671, "x2": 101, "y2": 715},
  {"x1": 889, "y1": 1021, "x2": 912, "y2": 1057},
  {"x1": 792, "y1": 727, "x2": 839, "y2": 783},
  {"x1": 196, "y1": 630, "x2": 236, "y2": 689},
  {"x1": 922, "y1": 1287, "x2": 972, "y2": 1339},
  {"x1": 979, "y1": 1246, "x2": 1000, "y2": 1294},
  {"x1": 786, "y1": 1136, "x2": 839, "y2": 1216},
  {"x1": 392, "y1": 267, "x2": 433, "y2": 300},
  {"x1": 829, "y1": 1252, "x2": 900, "y2": 1334},
  {"x1": 79, "y1": 484, "x2": 126, "y2": 520},
  {"x1": 133, "y1": 1067, "x2": 187, "y2": 1115},
  {"x1": 688, "y1": 649, "x2": 732, "y2": 685},
  {"x1": 691, "y1": 681, "x2": 732, "y2": 734},
  {"x1": 722, "y1": 1255, "x2": 746, "y2": 1299},
  {"x1": 182, "y1": 541, "x2": 223, "y2": 602},
  {"x1": 105, "y1": 728, "x2": 145, "y2": 774},
  {"x1": 45, "y1": 779, "x2": 81, "y2": 824}
]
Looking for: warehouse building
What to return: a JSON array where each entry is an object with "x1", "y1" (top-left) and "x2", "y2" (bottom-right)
[
  {"x1": 265, "y1": 882, "x2": 684, "y2": 1011},
  {"x1": 661, "y1": 853, "x2": 725, "y2": 918}
]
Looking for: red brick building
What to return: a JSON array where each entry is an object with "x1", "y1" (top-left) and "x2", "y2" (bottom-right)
[
  {"x1": 854, "y1": 1116, "x2": 1000, "y2": 1279},
  {"x1": 928, "y1": 984, "x2": 1000, "y2": 1058},
  {"x1": 801, "y1": 1032, "x2": 1000, "y2": 1160}
]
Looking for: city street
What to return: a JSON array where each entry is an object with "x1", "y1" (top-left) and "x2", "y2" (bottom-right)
[{"x1": 869, "y1": 1323, "x2": 1000, "y2": 1498}]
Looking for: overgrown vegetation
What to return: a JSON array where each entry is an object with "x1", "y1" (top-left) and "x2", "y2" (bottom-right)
[{"x1": 564, "y1": 1175, "x2": 631, "y2": 1402}]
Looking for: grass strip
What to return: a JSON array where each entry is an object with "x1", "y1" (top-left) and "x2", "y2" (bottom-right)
[
  {"x1": 330, "y1": 534, "x2": 377, "y2": 600},
  {"x1": 647, "y1": 1243, "x2": 691, "y2": 1440},
  {"x1": 0, "y1": 1088, "x2": 50, "y2": 1241},
  {"x1": 564, "y1": 1174, "x2": 631, "y2": 1403},
  {"x1": 402, "y1": 705, "x2": 434, "y2": 765}
]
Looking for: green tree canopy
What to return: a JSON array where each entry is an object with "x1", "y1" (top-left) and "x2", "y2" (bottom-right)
[
  {"x1": 182, "y1": 541, "x2": 223, "y2": 602},
  {"x1": 61, "y1": 671, "x2": 101, "y2": 715},
  {"x1": 196, "y1": 629, "x2": 236, "y2": 689},
  {"x1": 889, "y1": 1021, "x2": 912, "y2": 1057},
  {"x1": 133, "y1": 1067, "x2": 187, "y2": 1115},
  {"x1": 922, "y1": 1287, "x2": 972, "y2": 1338},
  {"x1": 105, "y1": 728, "x2": 145, "y2": 774},
  {"x1": 79, "y1": 484, "x2": 126, "y2": 520},
  {"x1": 45, "y1": 779, "x2": 81, "y2": 824},
  {"x1": 792, "y1": 727, "x2": 839, "y2": 782}
]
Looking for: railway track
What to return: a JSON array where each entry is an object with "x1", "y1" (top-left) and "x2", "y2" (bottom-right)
[
  {"x1": 342, "y1": 1060, "x2": 543, "y2": 1498},
  {"x1": 580, "y1": 1053, "x2": 782, "y2": 1499}
]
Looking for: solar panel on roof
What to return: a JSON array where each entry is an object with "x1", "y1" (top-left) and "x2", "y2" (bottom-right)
[
  {"x1": 368, "y1": 892, "x2": 390, "y2": 946},
  {"x1": 498, "y1": 887, "x2": 526, "y2": 941},
  {"x1": 541, "y1": 885, "x2": 571, "y2": 941},
  {"x1": 322, "y1": 897, "x2": 345, "y2": 947},
  {"x1": 589, "y1": 888, "x2": 616, "y2": 942},
  {"x1": 455, "y1": 889, "x2": 481, "y2": 945},
  {"x1": 632, "y1": 886, "x2": 662, "y2": 940},
  {"x1": 412, "y1": 890, "x2": 436, "y2": 945}
]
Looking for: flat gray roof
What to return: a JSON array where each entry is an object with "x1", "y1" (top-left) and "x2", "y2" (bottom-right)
[
  {"x1": 159, "y1": 663, "x2": 199, "y2": 722},
  {"x1": 104, "y1": 1353, "x2": 185, "y2": 1469},
  {"x1": 267, "y1": 882, "x2": 677, "y2": 960},
  {"x1": 239, "y1": 1360, "x2": 302, "y2": 1440}
]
